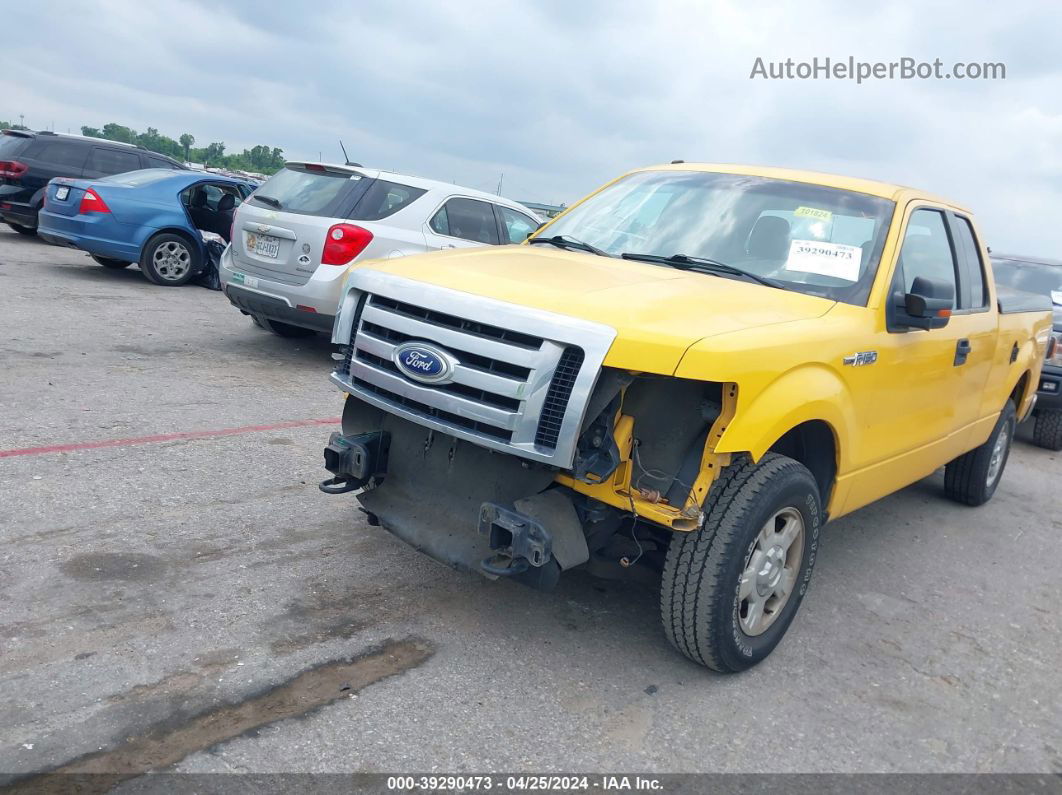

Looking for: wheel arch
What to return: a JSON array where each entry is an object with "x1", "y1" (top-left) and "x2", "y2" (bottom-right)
[
  {"x1": 765, "y1": 419, "x2": 838, "y2": 509},
  {"x1": 712, "y1": 364, "x2": 853, "y2": 475},
  {"x1": 141, "y1": 226, "x2": 204, "y2": 263}
]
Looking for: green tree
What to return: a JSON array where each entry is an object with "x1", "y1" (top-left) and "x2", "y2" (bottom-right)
[
  {"x1": 81, "y1": 126, "x2": 101, "y2": 138},
  {"x1": 102, "y1": 122, "x2": 136, "y2": 144},
  {"x1": 179, "y1": 133, "x2": 194, "y2": 162}
]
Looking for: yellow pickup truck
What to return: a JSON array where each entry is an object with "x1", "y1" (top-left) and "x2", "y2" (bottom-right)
[{"x1": 320, "y1": 163, "x2": 1054, "y2": 671}]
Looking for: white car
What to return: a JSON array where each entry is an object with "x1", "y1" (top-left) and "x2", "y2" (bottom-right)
[{"x1": 219, "y1": 162, "x2": 542, "y2": 337}]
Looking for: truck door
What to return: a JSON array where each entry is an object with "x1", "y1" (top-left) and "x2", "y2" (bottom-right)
[
  {"x1": 841, "y1": 206, "x2": 971, "y2": 513},
  {"x1": 942, "y1": 211, "x2": 998, "y2": 449}
]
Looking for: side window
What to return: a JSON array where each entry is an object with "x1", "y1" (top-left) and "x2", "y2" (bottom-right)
[
  {"x1": 951, "y1": 215, "x2": 988, "y2": 309},
  {"x1": 36, "y1": 141, "x2": 89, "y2": 171},
  {"x1": 498, "y1": 206, "x2": 538, "y2": 244},
  {"x1": 87, "y1": 147, "x2": 142, "y2": 176},
  {"x1": 146, "y1": 155, "x2": 178, "y2": 170},
  {"x1": 429, "y1": 204, "x2": 449, "y2": 235},
  {"x1": 437, "y1": 198, "x2": 500, "y2": 244},
  {"x1": 350, "y1": 179, "x2": 427, "y2": 221},
  {"x1": 897, "y1": 209, "x2": 958, "y2": 307}
]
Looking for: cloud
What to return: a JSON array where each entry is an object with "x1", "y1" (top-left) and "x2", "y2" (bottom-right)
[{"x1": 2, "y1": 0, "x2": 1060, "y2": 251}]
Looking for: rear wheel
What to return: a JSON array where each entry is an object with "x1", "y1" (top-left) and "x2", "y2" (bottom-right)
[
  {"x1": 91, "y1": 255, "x2": 131, "y2": 269},
  {"x1": 660, "y1": 453, "x2": 821, "y2": 672},
  {"x1": 944, "y1": 401, "x2": 1016, "y2": 506},
  {"x1": 257, "y1": 316, "x2": 315, "y2": 338},
  {"x1": 140, "y1": 233, "x2": 199, "y2": 286},
  {"x1": 1031, "y1": 409, "x2": 1062, "y2": 451},
  {"x1": 7, "y1": 222, "x2": 36, "y2": 236}
]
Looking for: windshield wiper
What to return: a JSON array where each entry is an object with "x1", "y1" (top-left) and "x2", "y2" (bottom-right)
[
  {"x1": 620, "y1": 252, "x2": 782, "y2": 289},
  {"x1": 528, "y1": 234, "x2": 612, "y2": 257},
  {"x1": 253, "y1": 194, "x2": 282, "y2": 209}
]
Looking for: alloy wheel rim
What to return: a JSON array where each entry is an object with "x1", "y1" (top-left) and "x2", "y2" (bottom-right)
[
  {"x1": 153, "y1": 241, "x2": 190, "y2": 281},
  {"x1": 738, "y1": 506, "x2": 804, "y2": 637}
]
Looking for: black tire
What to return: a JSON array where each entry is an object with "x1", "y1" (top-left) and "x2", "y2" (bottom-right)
[
  {"x1": 7, "y1": 222, "x2": 36, "y2": 236},
  {"x1": 139, "y1": 233, "x2": 199, "y2": 287},
  {"x1": 91, "y1": 255, "x2": 131, "y2": 269},
  {"x1": 258, "y1": 317, "x2": 315, "y2": 338},
  {"x1": 660, "y1": 453, "x2": 822, "y2": 673},
  {"x1": 944, "y1": 401, "x2": 1016, "y2": 506},
  {"x1": 1031, "y1": 408, "x2": 1062, "y2": 451}
]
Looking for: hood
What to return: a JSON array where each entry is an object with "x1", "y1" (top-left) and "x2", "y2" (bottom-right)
[{"x1": 358, "y1": 245, "x2": 836, "y2": 373}]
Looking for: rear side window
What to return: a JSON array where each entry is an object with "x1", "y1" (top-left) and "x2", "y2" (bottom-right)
[
  {"x1": 350, "y1": 179, "x2": 426, "y2": 221},
  {"x1": 896, "y1": 209, "x2": 958, "y2": 307},
  {"x1": 249, "y1": 167, "x2": 358, "y2": 216},
  {"x1": 146, "y1": 155, "x2": 180, "y2": 170},
  {"x1": 431, "y1": 198, "x2": 500, "y2": 244},
  {"x1": 35, "y1": 141, "x2": 89, "y2": 170},
  {"x1": 951, "y1": 215, "x2": 988, "y2": 309},
  {"x1": 87, "y1": 147, "x2": 142, "y2": 175},
  {"x1": 498, "y1": 205, "x2": 538, "y2": 243},
  {"x1": 0, "y1": 133, "x2": 31, "y2": 159}
]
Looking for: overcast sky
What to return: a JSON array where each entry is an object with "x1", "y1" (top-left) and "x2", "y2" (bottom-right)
[{"x1": 3, "y1": 0, "x2": 1060, "y2": 253}]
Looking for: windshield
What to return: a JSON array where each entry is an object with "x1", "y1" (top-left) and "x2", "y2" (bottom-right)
[
  {"x1": 541, "y1": 170, "x2": 895, "y2": 305},
  {"x1": 992, "y1": 258, "x2": 1062, "y2": 303}
]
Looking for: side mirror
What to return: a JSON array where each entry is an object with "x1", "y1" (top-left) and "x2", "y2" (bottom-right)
[{"x1": 898, "y1": 276, "x2": 953, "y2": 330}]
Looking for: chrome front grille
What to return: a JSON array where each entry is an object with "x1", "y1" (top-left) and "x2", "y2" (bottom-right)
[{"x1": 331, "y1": 269, "x2": 617, "y2": 467}]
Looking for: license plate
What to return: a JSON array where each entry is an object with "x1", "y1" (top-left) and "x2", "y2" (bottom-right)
[
  {"x1": 55, "y1": 186, "x2": 69, "y2": 201},
  {"x1": 246, "y1": 232, "x2": 281, "y2": 259},
  {"x1": 231, "y1": 272, "x2": 260, "y2": 289}
]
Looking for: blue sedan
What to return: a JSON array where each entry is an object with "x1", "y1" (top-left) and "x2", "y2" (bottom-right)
[{"x1": 38, "y1": 169, "x2": 255, "y2": 286}]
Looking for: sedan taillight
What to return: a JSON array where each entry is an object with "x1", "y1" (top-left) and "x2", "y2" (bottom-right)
[{"x1": 78, "y1": 188, "x2": 111, "y2": 214}]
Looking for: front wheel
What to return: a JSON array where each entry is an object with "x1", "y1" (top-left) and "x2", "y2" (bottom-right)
[
  {"x1": 944, "y1": 401, "x2": 1016, "y2": 506},
  {"x1": 660, "y1": 453, "x2": 821, "y2": 672},
  {"x1": 1031, "y1": 409, "x2": 1062, "y2": 451},
  {"x1": 91, "y1": 255, "x2": 131, "y2": 269},
  {"x1": 140, "y1": 233, "x2": 199, "y2": 286}
]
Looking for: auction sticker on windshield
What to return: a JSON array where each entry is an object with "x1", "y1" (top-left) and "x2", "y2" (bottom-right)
[
  {"x1": 246, "y1": 232, "x2": 281, "y2": 259},
  {"x1": 793, "y1": 206, "x2": 833, "y2": 221},
  {"x1": 785, "y1": 239, "x2": 862, "y2": 281}
]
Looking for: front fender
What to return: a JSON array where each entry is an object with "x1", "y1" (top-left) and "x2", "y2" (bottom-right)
[{"x1": 714, "y1": 364, "x2": 853, "y2": 472}]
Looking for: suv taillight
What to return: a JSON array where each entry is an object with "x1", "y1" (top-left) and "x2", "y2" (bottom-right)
[
  {"x1": 78, "y1": 188, "x2": 111, "y2": 214},
  {"x1": 321, "y1": 223, "x2": 373, "y2": 265},
  {"x1": 0, "y1": 160, "x2": 28, "y2": 180}
]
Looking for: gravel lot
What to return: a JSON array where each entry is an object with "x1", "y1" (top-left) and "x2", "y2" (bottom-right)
[{"x1": 1, "y1": 225, "x2": 1061, "y2": 783}]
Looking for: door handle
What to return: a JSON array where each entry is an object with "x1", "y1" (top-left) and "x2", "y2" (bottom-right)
[{"x1": 954, "y1": 338, "x2": 971, "y2": 366}]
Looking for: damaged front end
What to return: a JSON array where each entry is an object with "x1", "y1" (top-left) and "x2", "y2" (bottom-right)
[{"x1": 321, "y1": 269, "x2": 735, "y2": 589}]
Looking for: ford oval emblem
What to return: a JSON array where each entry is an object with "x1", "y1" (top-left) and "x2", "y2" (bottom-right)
[{"x1": 392, "y1": 341, "x2": 457, "y2": 384}]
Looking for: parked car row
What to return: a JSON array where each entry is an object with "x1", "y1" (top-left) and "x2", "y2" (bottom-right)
[{"x1": 0, "y1": 129, "x2": 184, "y2": 234}]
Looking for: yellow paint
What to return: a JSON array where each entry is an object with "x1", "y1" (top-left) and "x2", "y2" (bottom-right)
[{"x1": 351, "y1": 162, "x2": 1053, "y2": 526}]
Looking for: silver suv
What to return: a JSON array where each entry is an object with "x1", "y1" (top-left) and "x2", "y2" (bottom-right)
[{"x1": 219, "y1": 162, "x2": 541, "y2": 337}]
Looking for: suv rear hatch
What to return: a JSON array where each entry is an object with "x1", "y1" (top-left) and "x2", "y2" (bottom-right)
[
  {"x1": 230, "y1": 163, "x2": 371, "y2": 287},
  {"x1": 0, "y1": 130, "x2": 35, "y2": 204}
]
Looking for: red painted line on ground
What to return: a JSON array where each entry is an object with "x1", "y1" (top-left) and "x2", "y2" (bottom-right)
[{"x1": 0, "y1": 417, "x2": 342, "y2": 458}]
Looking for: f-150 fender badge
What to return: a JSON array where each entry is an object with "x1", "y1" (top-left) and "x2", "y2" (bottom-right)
[{"x1": 843, "y1": 351, "x2": 878, "y2": 367}]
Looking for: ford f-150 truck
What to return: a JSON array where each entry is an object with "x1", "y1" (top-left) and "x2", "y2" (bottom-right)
[{"x1": 320, "y1": 163, "x2": 1055, "y2": 672}]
